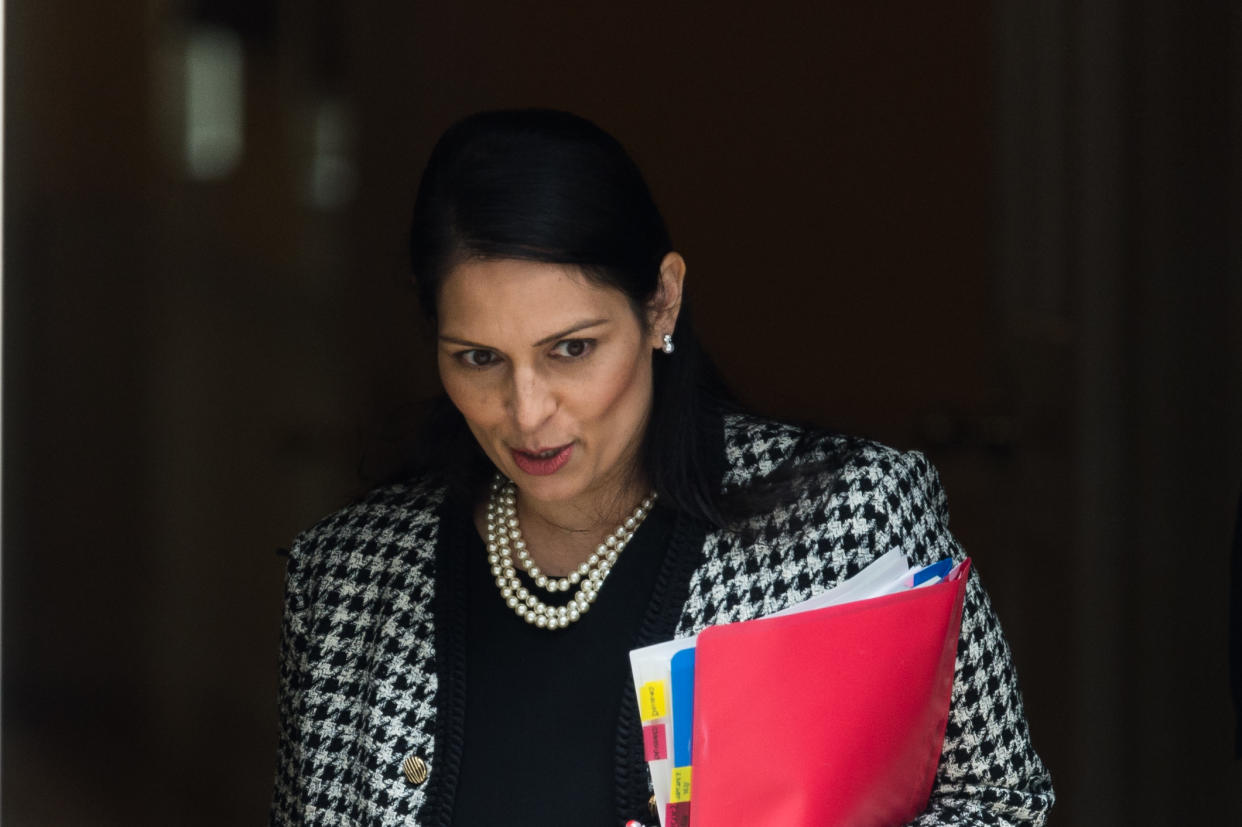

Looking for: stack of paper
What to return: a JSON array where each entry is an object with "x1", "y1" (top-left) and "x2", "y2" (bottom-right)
[{"x1": 629, "y1": 550, "x2": 970, "y2": 827}]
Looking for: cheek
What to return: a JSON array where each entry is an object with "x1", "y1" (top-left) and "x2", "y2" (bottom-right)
[
  {"x1": 441, "y1": 373, "x2": 511, "y2": 471},
  {"x1": 581, "y1": 349, "x2": 652, "y2": 433},
  {"x1": 439, "y1": 365, "x2": 500, "y2": 432}
]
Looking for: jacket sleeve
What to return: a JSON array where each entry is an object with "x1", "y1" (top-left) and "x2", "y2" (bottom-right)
[
  {"x1": 270, "y1": 535, "x2": 311, "y2": 825},
  {"x1": 881, "y1": 451, "x2": 1056, "y2": 826}
]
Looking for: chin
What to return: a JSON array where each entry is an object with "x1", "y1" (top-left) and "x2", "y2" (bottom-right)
[{"x1": 510, "y1": 469, "x2": 584, "y2": 503}]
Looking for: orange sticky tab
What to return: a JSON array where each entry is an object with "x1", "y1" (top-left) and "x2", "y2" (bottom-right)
[
  {"x1": 639, "y1": 681, "x2": 666, "y2": 721},
  {"x1": 670, "y1": 766, "x2": 692, "y2": 803}
]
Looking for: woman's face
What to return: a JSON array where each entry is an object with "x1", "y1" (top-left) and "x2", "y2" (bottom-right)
[{"x1": 437, "y1": 258, "x2": 673, "y2": 512}]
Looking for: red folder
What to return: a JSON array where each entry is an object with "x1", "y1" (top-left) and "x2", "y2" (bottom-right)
[{"x1": 689, "y1": 560, "x2": 970, "y2": 827}]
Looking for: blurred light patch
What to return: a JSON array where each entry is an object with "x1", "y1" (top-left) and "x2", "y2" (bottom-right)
[
  {"x1": 307, "y1": 98, "x2": 357, "y2": 211},
  {"x1": 184, "y1": 25, "x2": 243, "y2": 180}
]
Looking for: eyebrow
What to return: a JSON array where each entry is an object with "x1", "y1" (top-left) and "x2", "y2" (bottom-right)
[{"x1": 439, "y1": 318, "x2": 610, "y2": 350}]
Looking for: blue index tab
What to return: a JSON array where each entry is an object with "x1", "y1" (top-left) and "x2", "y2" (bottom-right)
[
  {"x1": 913, "y1": 557, "x2": 953, "y2": 587},
  {"x1": 670, "y1": 647, "x2": 696, "y2": 768}
]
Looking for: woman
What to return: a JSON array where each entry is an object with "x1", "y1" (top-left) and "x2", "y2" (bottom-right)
[{"x1": 271, "y1": 109, "x2": 1054, "y2": 825}]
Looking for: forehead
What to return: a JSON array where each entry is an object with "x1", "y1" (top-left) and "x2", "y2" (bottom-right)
[{"x1": 437, "y1": 258, "x2": 637, "y2": 338}]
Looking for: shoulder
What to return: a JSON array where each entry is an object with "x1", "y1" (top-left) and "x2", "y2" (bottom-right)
[
  {"x1": 680, "y1": 415, "x2": 957, "y2": 628},
  {"x1": 287, "y1": 476, "x2": 450, "y2": 589},
  {"x1": 719, "y1": 413, "x2": 955, "y2": 573},
  {"x1": 721, "y1": 412, "x2": 944, "y2": 509}
]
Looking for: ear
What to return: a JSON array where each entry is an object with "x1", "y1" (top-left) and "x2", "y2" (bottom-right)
[{"x1": 646, "y1": 252, "x2": 686, "y2": 348}]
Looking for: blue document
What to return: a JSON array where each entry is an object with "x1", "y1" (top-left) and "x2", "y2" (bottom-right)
[
  {"x1": 670, "y1": 647, "x2": 696, "y2": 768},
  {"x1": 913, "y1": 558, "x2": 953, "y2": 587}
]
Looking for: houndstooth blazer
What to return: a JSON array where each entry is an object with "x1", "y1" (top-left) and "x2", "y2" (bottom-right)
[{"x1": 271, "y1": 414, "x2": 1054, "y2": 825}]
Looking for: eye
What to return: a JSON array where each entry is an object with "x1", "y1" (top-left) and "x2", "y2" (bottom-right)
[
  {"x1": 457, "y1": 349, "x2": 500, "y2": 368},
  {"x1": 551, "y1": 339, "x2": 594, "y2": 359}
]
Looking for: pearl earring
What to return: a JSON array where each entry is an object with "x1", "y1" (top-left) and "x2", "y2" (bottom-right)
[{"x1": 661, "y1": 334, "x2": 675, "y2": 354}]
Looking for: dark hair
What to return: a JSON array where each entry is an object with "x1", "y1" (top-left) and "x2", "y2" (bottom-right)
[{"x1": 407, "y1": 108, "x2": 740, "y2": 526}]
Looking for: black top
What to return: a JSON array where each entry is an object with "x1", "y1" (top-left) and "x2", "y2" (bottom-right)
[{"x1": 449, "y1": 498, "x2": 676, "y2": 826}]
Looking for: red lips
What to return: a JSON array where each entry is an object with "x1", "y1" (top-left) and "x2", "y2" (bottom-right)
[{"x1": 510, "y1": 443, "x2": 574, "y2": 476}]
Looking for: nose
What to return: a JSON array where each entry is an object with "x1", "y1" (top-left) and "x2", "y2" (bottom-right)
[{"x1": 508, "y1": 365, "x2": 556, "y2": 434}]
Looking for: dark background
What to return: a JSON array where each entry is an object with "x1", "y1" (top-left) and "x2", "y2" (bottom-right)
[{"x1": 4, "y1": 1, "x2": 1241, "y2": 824}]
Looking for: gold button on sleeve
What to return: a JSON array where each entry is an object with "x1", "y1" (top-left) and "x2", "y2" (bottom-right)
[{"x1": 402, "y1": 754, "x2": 428, "y2": 785}]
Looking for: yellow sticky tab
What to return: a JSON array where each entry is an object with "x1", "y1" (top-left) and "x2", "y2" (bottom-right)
[
  {"x1": 639, "y1": 681, "x2": 667, "y2": 721},
  {"x1": 670, "y1": 766, "x2": 693, "y2": 803}
]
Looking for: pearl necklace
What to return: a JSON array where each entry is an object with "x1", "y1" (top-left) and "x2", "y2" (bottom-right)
[{"x1": 486, "y1": 475, "x2": 657, "y2": 630}]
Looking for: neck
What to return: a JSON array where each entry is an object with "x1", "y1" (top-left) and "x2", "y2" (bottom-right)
[
  {"x1": 508, "y1": 471, "x2": 651, "y2": 577},
  {"x1": 520, "y1": 476, "x2": 647, "y2": 535}
]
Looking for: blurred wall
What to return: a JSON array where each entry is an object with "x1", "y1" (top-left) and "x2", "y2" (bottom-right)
[
  {"x1": 3, "y1": 0, "x2": 1240, "y2": 824},
  {"x1": 994, "y1": 1, "x2": 1242, "y2": 822}
]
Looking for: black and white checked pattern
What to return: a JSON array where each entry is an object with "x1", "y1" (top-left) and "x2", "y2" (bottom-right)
[{"x1": 272, "y1": 415, "x2": 1054, "y2": 825}]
